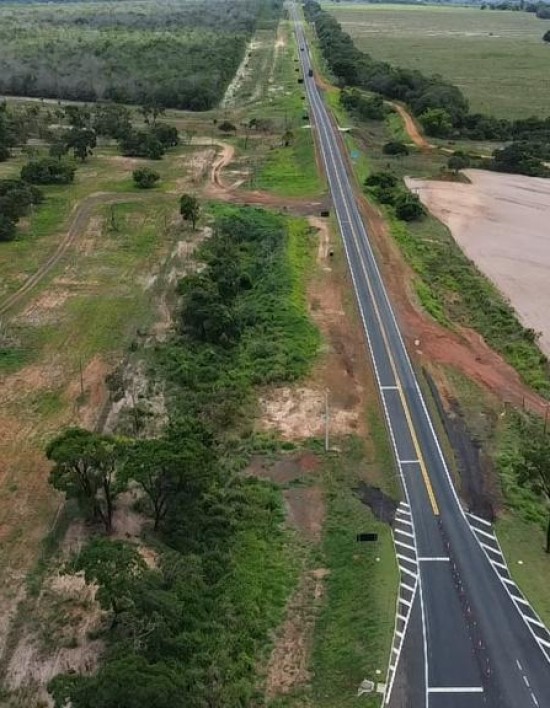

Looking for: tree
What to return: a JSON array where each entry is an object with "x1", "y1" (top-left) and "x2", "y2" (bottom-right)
[
  {"x1": 394, "y1": 191, "x2": 425, "y2": 221},
  {"x1": 49, "y1": 656, "x2": 188, "y2": 708},
  {"x1": 492, "y1": 142, "x2": 547, "y2": 177},
  {"x1": 0, "y1": 214, "x2": 17, "y2": 242},
  {"x1": 21, "y1": 158, "x2": 75, "y2": 185},
  {"x1": 151, "y1": 123, "x2": 179, "y2": 148},
  {"x1": 133, "y1": 167, "x2": 160, "y2": 189},
  {"x1": 140, "y1": 102, "x2": 165, "y2": 127},
  {"x1": 382, "y1": 141, "x2": 409, "y2": 156},
  {"x1": 119, "y1": 130, "x2": 165, "y2": 160},
  {"x1": 447, "y1": 153, "x2": 471, "y2": 173},
  {"x1": 364, "y1": 171, "x2": 398, "y2": 189},
  {"x1": 93, "y1": 103, "x2": 132, "y2": 140},
  {"x1": 420, "y1": 108, "x2": 453, "y2": 138},
  {"x1": 46, "y1": 428, "x2": 125, "y2": 533},
  {"x1": 64, "y1": 128, "x2": 97, "y2": 162},
  {"x1": 218, "y1": 120, "x2": 236, "y2": 134},
  {"x1": 516, "y1": 433, "x2": 550, "y2": 553},
  {"x1": 64, "y1": 105, "x2": 91, "y2": 129},
  {"x1": 180, "y1": 193, "x2": 200, "y2": 229},
  {"x1": 120, "y1": 430, "x2": 211, "y2": 530},
  {"x1": 544, "y1": 29, "x2": 550, "y2": 42},
  {"x1": 70, "y1": 538, "x2": 146, "y2": 617}
]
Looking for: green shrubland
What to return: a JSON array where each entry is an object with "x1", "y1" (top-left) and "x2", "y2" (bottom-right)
[{"x1": 46, "y1": 206, "x2": 319, "y2": 707}]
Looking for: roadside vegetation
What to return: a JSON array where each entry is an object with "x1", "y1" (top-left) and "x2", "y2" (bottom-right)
[{"x1": 306, "y1": 1, "x2": 550, "y2": 177}]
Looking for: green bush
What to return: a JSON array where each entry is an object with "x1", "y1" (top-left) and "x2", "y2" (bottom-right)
[
  {"x1": 394, "y1": 192, "x2": 425, "y2": 221},
  {"x1": 132, "y1": 167, "x2": 160, "y2": 189},
  {"x1": 21, "y1": 157, "x2": 75, "y2": 185},
  {"x1": 382, "y1": 141, "x2": 409, "y2": 156}
]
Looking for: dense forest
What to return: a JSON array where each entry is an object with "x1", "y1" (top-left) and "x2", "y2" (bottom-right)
[
  {"x1": 0, "y1": 0, "x2": 282, "y2": 109},
  {"x1": 305, "y1": 1, "x2": 550, "y2": 175}
]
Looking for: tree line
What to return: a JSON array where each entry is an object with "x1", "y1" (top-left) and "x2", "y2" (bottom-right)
[{"x1": 305, "y1": 1, "x2": 550, "y2": 175}]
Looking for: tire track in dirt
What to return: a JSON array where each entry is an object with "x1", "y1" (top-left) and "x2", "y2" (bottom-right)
[{"x1": 0, "y1": 192, "x2": 158, "y2": 317}]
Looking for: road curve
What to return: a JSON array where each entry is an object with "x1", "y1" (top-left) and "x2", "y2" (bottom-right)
[{"x1": 292, "y1": 6, "x2": 550, "y2": 708}]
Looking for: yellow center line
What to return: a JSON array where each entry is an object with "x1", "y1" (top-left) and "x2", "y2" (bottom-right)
[{"x1": 311, "y1": 87, "x2": 440, "y2": 515}]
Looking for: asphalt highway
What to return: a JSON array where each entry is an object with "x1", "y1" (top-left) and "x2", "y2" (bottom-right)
[{"x1": 291, "y1": 6, "x2": 550, "y2": 707}]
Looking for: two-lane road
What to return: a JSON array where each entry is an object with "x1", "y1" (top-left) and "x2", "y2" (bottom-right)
[{"x1": 291, "y1": 6, "x2": 550, "y2": 707}]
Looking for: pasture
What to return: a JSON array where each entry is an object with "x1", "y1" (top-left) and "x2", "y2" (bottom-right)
[{"x1": 326, "y1": 3, "x2": 550, "y2": 119}]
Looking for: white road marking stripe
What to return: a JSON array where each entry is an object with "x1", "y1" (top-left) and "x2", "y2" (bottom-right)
[
  {"x1": 399, "y1": 565, "x2": 417, "y2": 579},
  {"x1": 491, "y1": 559, "x2": 508, "y2": 571},
  {"x1": 473, "y1": 527, "x2": 496, "y2": 540},
  {"x1": 537, "y1": 637, "x2": 550, "y2": 648},
  {"x1": 399, "y1": 597, "x2": 412, "y2": 608},
  {"x1": 418, "y1": 557, "x2": 450, "y2": 562},
  {"x1": 396, "y1": 518, "x2": 413, "y2": 527},
  {"x1": 394, "y1": 539, "x2": 416, "y2": 552},
  {"x1": 401, "y1": 582, "x2": 416, "y2": 592},
  {"x1": 428, "y1": 687, "x2": 484, "y2": 693},
  {"x1": 503, "y1": 577, "x2": 517, "y2": 586},
  {"x1": 480, "y1": 542, "x2": 500, "y2": 555},
  {"x1": 399, "y1": 460, "x2": 420, "y2": 465},
  {"x1": 394, "y1": 528, "x2": 414, "y2": 539},
  {"x1": 466, "y1": 512, "x2": 492, "y2": 527},
  {"x1": 525, "y1": 616, "x2": 545, "y2": 628},
  {"x1": 381, "y1": 385, "x2": 399, "y2": 391},
  {"x1": 515, "y1": 596, "x2": 530, "y2": 606}
]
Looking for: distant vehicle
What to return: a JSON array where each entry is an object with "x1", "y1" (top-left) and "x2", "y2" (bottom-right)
[
  {"x1": 300, "y1": 46, "x2": 304, "y2": 51},
  {"x1": 308, "y1": 68, "x2": 313, "y2": 77}
]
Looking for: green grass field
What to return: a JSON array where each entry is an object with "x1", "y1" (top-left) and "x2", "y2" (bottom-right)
[{"x1": 326, "y1": 3, "x2": 550, "y2": 119}]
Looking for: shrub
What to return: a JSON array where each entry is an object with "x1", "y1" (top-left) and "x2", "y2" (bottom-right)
[
  {"x1": 118, "y1": 131, "x2": 165, "y2": 160},
  {"x1": 21, "y1": 157, "x2": 75, "y2": 185},
  {"x1": 0, "y1": 214, "x2": 16, "y2": 242},
  {"x1": 133, "y1": 167, "x2": 160, "y2": 189},
  {"x1": 447, "y1": 153, "x2": 471, "y2": 172},
  {"x1": 394, "y1": 192, "x2": 425, "y2": 221},
  {"x1": 364, "y1": 171, "x2": 398, "y2": 189},
  {"x1": 382, "y1": 141, "x2": 409, "y2": 156}
]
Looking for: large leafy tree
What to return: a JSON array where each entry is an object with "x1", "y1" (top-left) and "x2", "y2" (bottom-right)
[
  {"x1": 120, "y1": 424, "x2": 212, "y2": 530},
  {"x1": 46, "y1": 428, "x2": 125, "y2": 533},
  {"x1": 70, "y1": 537, "x2": 146, "y2": 618}
]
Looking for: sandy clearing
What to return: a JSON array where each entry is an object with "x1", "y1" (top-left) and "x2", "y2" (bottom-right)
[{"x1": 407, "y1": 170, "x2": 550, "y2": 356}]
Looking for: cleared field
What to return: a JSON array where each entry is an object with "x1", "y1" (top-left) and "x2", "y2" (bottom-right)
[
  {"x1": 326, "y1": 3, "x2": 550, "y2": 119},
  {"x1": 407, "y1": 170, "x2": 550, "y2": 356}
]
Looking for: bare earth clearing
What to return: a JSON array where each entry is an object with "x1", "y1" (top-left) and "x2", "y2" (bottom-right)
[{"x1": 407, "y1": 170, "x2": 550, "y2": 356}]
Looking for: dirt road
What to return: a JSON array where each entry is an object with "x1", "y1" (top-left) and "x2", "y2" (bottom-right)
[
  {"x1": 386, "y1": 101, "x2": 431, "y2": 150},
  {"x1": 0, "y1": 192, "x2": 157, "y2": 317}
]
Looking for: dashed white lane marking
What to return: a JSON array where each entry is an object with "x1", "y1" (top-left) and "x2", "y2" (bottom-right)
[
  {"x1": 427, "y1": 687, "x2": 483, "y2": 693},
  {"x1": 418, "y1": 557, "x2": 450, "y2": 562},
  {"x1": 399, "y1": 459, "x2": 420, "y2": 465},
  {"x1": 381, "y1": 385, "x2": 399, "y2": 390}
]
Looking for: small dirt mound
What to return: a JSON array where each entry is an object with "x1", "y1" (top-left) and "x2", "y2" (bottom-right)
[{"x1": 355, "y1": 482, "x2": 398, "y2": 524}]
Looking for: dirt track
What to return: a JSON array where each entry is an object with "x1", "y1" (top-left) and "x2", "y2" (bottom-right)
[
  {"x1": 386, "y1": 101, "x2": 431, "y2": 150},
  {"x1": 0, "y1": 192, "x2": 157, "y2": 316}
]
